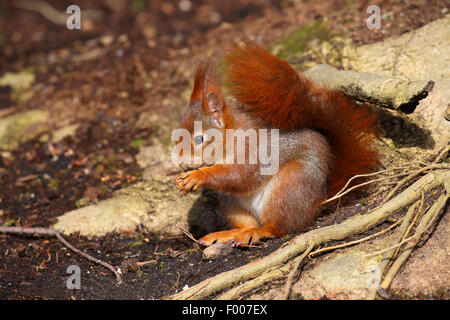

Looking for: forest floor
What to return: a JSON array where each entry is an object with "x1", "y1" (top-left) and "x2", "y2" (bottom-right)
[{"x1": 0, "y1": 0, "x2": 448, "y2": 299}]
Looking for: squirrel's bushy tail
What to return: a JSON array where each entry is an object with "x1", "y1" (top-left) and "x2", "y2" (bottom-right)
[{"x1": 225, "y1": 44, "x2": 379, "y2": 196}]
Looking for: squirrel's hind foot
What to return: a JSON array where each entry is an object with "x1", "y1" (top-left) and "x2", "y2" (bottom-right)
[{"x1": 198, "y1": 227, "x2": 277, "y2": 247}]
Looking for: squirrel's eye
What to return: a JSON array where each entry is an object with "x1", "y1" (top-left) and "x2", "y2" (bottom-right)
[{"x1": 194, "y1": 135, "x2": 204, "y2": 145}]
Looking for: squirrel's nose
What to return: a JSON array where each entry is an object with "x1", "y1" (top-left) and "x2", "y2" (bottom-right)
[{"x1": 179, "y1": 163, "x2": 188, "y2": 171}]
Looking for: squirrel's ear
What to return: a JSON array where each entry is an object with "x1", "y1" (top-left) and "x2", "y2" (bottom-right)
[
  {"x1": 206, "y1": 92, "x2": 223, "y2": 112},
  {"x1": 206, "y1": 92, "x2": 224, "y2": 128}
]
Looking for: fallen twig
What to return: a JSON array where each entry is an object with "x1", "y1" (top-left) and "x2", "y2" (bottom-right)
[
  {"x1": 14, "y1": 0, "x2": 67, "y2": 25},
  {"x1": 136, "y1": 260, "x2": 158, "y2": 267},
  {"x1": 14, "y1": 0, "x2": 102, "y2": 25},
  {"x1": 174, "y1": 223, "x2": 200, "y2": 244},
  {"x1": 0, "y1": 226, "x2": 122, "y2": 284}
]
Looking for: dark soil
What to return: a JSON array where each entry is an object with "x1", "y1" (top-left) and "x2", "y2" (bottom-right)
[
  {"x1": 0, "y1": 0, "x2": 448, "y2": 300},
  {"x1": 1, "y1": 230, "x2": 285, "y2": 299}
]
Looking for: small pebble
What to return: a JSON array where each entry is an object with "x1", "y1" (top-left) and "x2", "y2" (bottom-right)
[{"x1": 202, "y1": 242, "x2": 234, "y2": 260}]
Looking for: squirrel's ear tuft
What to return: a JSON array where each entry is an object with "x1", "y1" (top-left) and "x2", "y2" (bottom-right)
[
  {"x1": 190, "y1": 60, "x2": 222, "y2": 106},
  {"x1": 190, "y1": 62, "x2": 208, "y2": 105}
]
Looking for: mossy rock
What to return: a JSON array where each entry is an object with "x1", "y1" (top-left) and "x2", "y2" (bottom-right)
[
  {"x1": 272, "y1": 18, "x2": 354, "y2": 70},
  {"x1": 0, "y1": 68, "x2": 35, "y2": 102},
  {"x1": 0, "y1": 110, "x2": 50, "y2": 150},
  {"x1": 272, "y1": 19, "x2": 332, "y2": 60}
]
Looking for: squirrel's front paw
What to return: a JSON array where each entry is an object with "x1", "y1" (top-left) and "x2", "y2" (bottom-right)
[{"x1": 176, "y1": 169, "x2": 206, "y2": 194}]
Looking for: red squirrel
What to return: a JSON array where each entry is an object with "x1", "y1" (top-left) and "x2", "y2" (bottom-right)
[{"x1": 175, "y1": 44, "x2": 378, "y2": 246}]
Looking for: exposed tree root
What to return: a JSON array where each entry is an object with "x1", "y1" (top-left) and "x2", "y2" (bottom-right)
[
  {"x1": 281, "y1": 242, "x2": 315, "y2": 300},
  {"x1": 380, "y1": 194, "x2": 448, "y2": 289},
  {"x1": 308, "y1": 216, "x2": 404, "y2": 257},
  {"x1": 303, "y1": 64, "x2": 434, "y2": 113},
  {"x1": 166, "y1": 169, "x2": 448, "y2": 300},
  {"x1": 381, "y1": 145, "x2": 450, "y2": 204},
  {"x1": 367, "y1": 183, "x2": 449, "y2": 299}
]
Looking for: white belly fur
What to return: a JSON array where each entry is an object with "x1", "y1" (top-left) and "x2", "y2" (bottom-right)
[{"x1": 236, "y1": 176, "x2": 277, "y2": 221}]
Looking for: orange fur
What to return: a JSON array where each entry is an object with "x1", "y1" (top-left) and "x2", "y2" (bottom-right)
[
  {"x1": 176, "y1": 44, "x2": 379, "y2": 246},
  {"x1": 225, "y1": 44, "x2": 379, "y2": 196},
  {"x1": 190, "y1": 61, "x2": 223, "y2": 109}
]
